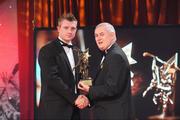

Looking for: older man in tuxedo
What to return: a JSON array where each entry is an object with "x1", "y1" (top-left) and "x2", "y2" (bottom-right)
[{"x1": 78, "y1": 22, "x2": 135, "y2": 120}]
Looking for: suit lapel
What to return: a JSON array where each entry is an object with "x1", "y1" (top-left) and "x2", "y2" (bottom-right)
[
  {"x1": 93, "y1": 55, "x2": 105, "y2": 83},
  {"x1": 72, "y1": 47, "x2": 79, "y2": 67},
  {"x1": 93, "y1": 43, "x2": 117, "y2": 83},
  {"x1": 54, "y1": 40, "x2": 74, "y2": 74},
  {"x1": 94, "y1": 64, "x2": 102, "y2": 82},
  {"x1": 72, "y1": 47, "x2": 80, "y2": 81}
]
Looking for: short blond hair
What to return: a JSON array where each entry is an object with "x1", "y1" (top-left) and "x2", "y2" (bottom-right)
[{"x1": 58, "y1": 13, "x2": 77, "y2": 26}]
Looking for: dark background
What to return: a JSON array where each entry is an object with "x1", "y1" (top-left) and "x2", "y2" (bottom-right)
[{"x1": 35, "y1": 25, "x2": 180, "y2": 119}]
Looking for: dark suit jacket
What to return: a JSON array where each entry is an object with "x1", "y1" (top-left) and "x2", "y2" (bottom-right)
[
  {"x1": 38, "y1": 39, "x2": 79, "y2": 120},
  {"x1": 88, "y1": 43, "x2": 134, "y2": 120}
]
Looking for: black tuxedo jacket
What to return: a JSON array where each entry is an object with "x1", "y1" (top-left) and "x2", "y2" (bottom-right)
[
  {"x1": 88, "y1": 43, "x2": 134, "y2": 119},
  {"x1": 38, "y1": 39, "x2": 79, "y2": 120}
]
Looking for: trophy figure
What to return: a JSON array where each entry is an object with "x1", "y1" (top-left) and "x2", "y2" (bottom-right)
[
  {"x1": 142, "y1": 52, "x2": 180, "y2": 119},
  {"x1": 74, "y1": 48, "x2": 92, "y2": 86}
]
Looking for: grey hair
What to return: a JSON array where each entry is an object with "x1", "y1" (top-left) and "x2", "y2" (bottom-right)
[
  {"x1": 95, "y1": 22, "x2": 116, "y2": 42},
  {"x1": 95, "y1": 22, "x2": 115, "y2": 33}
]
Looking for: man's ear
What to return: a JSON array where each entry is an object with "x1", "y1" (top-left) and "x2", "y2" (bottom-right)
[
  {"x1": 57, "y1": 25, "x2": 60, "y2": 30},
  {"x1": 111, "y1": 32, "x2": 115, "y2": 36},
  {"x1": 110, "y1": 32, "x2": 115, "y2": 39}
]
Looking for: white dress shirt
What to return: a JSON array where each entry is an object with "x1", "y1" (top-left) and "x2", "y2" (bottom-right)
[
  {"x1": 58, "y1": 37, "x2": 77, "y2": 93},
  {"x1": 58, "y1": 37, "x2": 75, "y2": 77}
]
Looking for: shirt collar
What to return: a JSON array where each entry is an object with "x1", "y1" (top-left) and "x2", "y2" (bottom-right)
[
  {"x1": 58, "y1": 36, "x2": 73, "y2": 45},
  {"x1": 105, "y1": 41, "x2": 115, "y2": 53}
]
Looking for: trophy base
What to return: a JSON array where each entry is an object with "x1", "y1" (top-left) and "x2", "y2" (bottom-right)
[
  {"x1": 148, "y1": 115, "x2": 180, "y2": 120},
  {"x1": 80, "y1": 79, "x2": 92, "y2": 86}
]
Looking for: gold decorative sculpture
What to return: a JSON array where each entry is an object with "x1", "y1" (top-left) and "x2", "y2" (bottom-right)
[{"x1": 74, "y1": 48, "x2": 92, "y2": 86}]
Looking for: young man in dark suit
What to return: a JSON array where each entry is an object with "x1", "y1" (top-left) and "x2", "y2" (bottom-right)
[
  {"x1": 38, "y1": 13, "x2": 89, "y2": 120},
  {"x1": 78, "y1": 22, "x2": 135, "y2": 119}
]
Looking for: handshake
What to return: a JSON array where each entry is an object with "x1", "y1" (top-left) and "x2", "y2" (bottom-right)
[{"x1": 74, "y1": 81, "x2": 91, "y2": 109}]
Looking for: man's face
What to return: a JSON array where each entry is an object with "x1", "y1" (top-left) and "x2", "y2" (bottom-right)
[
  {"x1": 94, "y1": 26, "x2": 114, "y2": 51},
  {"x1": 57, "y1": 19, "x2": 77, "y2": 43}
]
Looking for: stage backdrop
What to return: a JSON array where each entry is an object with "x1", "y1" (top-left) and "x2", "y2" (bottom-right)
[
  {"x1": 34, "y1": 26, "x2": 180, "y2": 120},
  {"x1": 0, "y1": 0, "x2": 20, "y2": 120}
]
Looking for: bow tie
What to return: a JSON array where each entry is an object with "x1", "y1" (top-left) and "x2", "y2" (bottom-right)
[
  {"x1": 60, "y1": 40, "x2": 73, "y2": 48},
  {"x1": 62, "y1": 43, "x2": 73, "y2": 48},
  {"x1": 101, "y1": 51, "x2": 107, "y2": 57}
]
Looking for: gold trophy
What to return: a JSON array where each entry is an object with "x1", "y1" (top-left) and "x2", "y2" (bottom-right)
[{"x1": 74, "y1": 48, "x2": 92, "y2": 86}]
